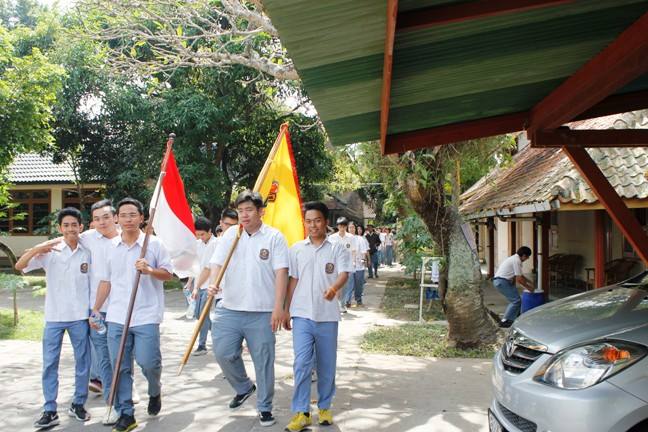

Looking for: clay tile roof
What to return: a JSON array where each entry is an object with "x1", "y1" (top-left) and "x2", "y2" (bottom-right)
[
  {"x1": 7, "y1": 153, "x2": 77, "y2": 184},
  {"x1": 460, "y1": 110, "x2": 648, "y2": 219}
]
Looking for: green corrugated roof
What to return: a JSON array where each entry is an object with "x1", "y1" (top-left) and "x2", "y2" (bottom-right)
[{"x1": 264, "y1": 0, "x2": 648, "y2": 146}]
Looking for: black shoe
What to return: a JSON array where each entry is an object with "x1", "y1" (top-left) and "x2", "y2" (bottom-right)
[
  {"x1": 148, "y1": 394, "x2": 161, "y2": 416},
  {"x1": 112, "y1": 414, "x2": 137, "y2": 432},
  {"x1": 34, "y1": 411, "x2": 59, "y2": 429},
  {"x1": 229, "y1": 384, "x2": 256, "y2": 409},
  {"x1": 499, "y1": 319, "x2": 514, "y2": 328},
  {"x1": 192, "y1": 345, "x2": 208, "y2": 356},
  {"x1": 68, "y1": 404, "x2": 90, "y2": 422},
  {"x1": 259, "y1": 411, "x2": 276, "y2": 427}
]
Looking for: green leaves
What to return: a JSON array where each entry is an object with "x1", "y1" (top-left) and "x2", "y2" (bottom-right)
[{"x1": 0, "y1": 23, "x2": 64, "y2": 202}]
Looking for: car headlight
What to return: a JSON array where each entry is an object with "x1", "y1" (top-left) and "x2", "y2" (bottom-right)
[{"x1": 534, "y1": 341, "x2": 646, "y2": 390}]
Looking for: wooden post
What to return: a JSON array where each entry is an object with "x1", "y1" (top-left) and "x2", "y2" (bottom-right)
[
  {"x1": 595, "y1": 210, "x2": 606, "y2": 287},
  {"x1": 532, "y1": 218, "x2": 538, "y2": 273},
  {"x1": 509, "y1": 221, "x2": 517, "y2": 256},
  {"x1": 487, "y1": 217, "x2": 495, "y2": 278},
  {"x1": 541, "y1": 212, "x2": 550, "y2": 299}
]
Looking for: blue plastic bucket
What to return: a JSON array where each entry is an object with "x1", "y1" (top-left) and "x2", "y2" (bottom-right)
[{"x1": 521, "y1": 292, "x2": 545, "y2": 313}]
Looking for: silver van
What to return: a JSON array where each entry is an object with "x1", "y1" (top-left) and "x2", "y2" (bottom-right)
[{"x1": 489, "y1": 272, "x2": 648, "y2": 432}]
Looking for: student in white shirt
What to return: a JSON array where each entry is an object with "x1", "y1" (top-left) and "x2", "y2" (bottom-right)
[
  {"x1": 207, "y1": 190, "x2": 289, "y2": 427},
  {"x1": 16, "y1": 207, "x2": 92, "y2": 428},
  {"x1": 190, "y1": 209, "x2": 238, "y2": 355},
  {"x1": 283, "y1": 201, "x2": 351, "y2": 431},
  {"x1": 384, "y1": 227, "x2": 395, "y2": 266},
  {"x1": 349, "y1": 223, "x2": 370, "y2": 306},
  {"x1": 328, "y1": 217, "x2": 357, "y2": 312},
  {"x1": 79, "y1": 199, "x2": 121, "y2": 425},
  {"x1": 493, "y1": 246, "x2": 534, "y2": 328},
  {"x1": 92, "y1": 198, "x2": 173, "y2": 432}
]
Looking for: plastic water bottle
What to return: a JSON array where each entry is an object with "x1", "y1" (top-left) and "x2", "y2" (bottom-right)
[
  {"x1": 90, "y1": 311, "x2": 107, "y2": 335},
  {"x1": 184, "y1": 288, "x2": 196, "y2": 319}
]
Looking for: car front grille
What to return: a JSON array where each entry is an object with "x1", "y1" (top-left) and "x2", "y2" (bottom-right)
[
  {"x1": 500, "y1": 329, "x2": 547, "y2": 374},
  {"x1": 497, "y1": 402, "x2": 537, "y2": 432}
]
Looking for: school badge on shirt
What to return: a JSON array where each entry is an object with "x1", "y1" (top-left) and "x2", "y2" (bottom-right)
[
  {"x1": 80, "y1": 263, "x2": 89, "y2": 274},
  {"x1": 325, "y1": 263, "x2": 335, "y2": 274},
  {"x1": 259, "y1": 248, "x2": 270, "y2": 260}
]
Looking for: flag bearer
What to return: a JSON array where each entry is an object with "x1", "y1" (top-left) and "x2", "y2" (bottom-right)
[
  {"x1": 91, "y1": 198, "x2": 173, "y2": 432},
  {"x1": 192, "y1": 209, "x2": 239, "y2": 355},
  {"x1": 16, "y1": 207, "x2": 92, "y2": 429},
  {"x1": 283, "y1": 201, "x2": 352, "y2": 431},
  {"x1": 207, "y1": 190, "x2": 289, "y2": 427}
]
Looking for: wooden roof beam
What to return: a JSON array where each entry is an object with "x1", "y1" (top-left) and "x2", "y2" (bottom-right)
[
  {"x1": 397, "y1": 0, "x2": 573, "y2": 32},
  {"x1": 529, "y1": 11, "x2": 648, "y2": 132},
  {"x1": 532, "y1": 129, "x2": 648, "y2": 148},
  {"x1": 383, "y1": 89, "x2": 648, "y2": 154},
  {"x1": 563, "y1": 146, "x2": 648, "y2": 265},
  {"x1": 380, "y1": 0, "x2": 398, "y2": 155}
]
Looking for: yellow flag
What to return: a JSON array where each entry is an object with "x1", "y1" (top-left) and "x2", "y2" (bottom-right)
[{"x1": 255, "y1": 124, "x2": 305, "y2": 246}]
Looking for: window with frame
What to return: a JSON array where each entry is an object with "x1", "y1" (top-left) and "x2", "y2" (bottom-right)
[
  {"x1": 62, "y1": 188, "x2": 103, "y2": 216},
  {"x1": 0, "y1": 190, "x2": 51, "y2": 235}
]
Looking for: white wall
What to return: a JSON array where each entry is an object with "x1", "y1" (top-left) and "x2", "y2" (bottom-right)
[{"x1": 552, "y1": 211, "x2": 594, "y2": 280}]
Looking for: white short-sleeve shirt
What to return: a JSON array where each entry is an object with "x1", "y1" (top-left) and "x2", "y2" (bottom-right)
[
  {"x1": 103, "y1": 232, "x2": 173, "y2": 327},
  {"x1": 210, "y1": 223, "x2": 288, "y2": 312},
  {"x1": 196, "y1": 235, "x2": 219, "y2": 289},
  {"x1": 289, "y1": 237, "x2": 352, "y2": 322},
  {"x1": 354, "y1": 235, "x2": 369, "y2": 271},
  {"x1": 379, "y1": 232, "x2": 387, "y2": 250},
  {"x1": 80, "y1": 229, "x2": 118, "y2": 312},
  {"x1": 22, "y1": 241, "x2": 91, "y2": 322},
  {"x1": 328, "y1": 231, "x2": 358, "y2": 266},
  {"x1": 495, "y1": 254, "x2": 523, "y2": 280}
]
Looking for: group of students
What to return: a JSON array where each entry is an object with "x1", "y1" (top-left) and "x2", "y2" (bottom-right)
[
  {"x1": 17, "y1": 197, "x2": 172, "y2": 432},
  {"x1": 16, "y1": 189, "x2": 371, "y2": 432}
]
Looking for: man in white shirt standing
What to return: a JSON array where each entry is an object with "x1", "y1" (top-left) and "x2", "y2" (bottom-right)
[
  {"x1": 16, "y1": 207, "x2": 92, "y2": 428},
  {"x1": 493, "y1": 246, "x2": 534, "y2": 328},
  {"x1": 384, "y1": 228, "x2": 395, "y2": 266},
  {"x1": 207, "y1": 191, "x2": 289, "y2": 427},
  {"x1": 348, "y1": 223, "x2": 369, "y2": 306},
  {"x1": 328, "y1": 217, "x2": 356, "y2": 312},
  {"x1": 283, "y1": 201, "x2": 351, "y2": 432},
  {"x1": 190, "y1": 209, "x2": 239, "y2": 355},
  {"x1": 80, "y1": 199, "x2": 121, "y2": 425},
  {"x1": 92, "y1": 198, "x2": 173, "y2": 432}
]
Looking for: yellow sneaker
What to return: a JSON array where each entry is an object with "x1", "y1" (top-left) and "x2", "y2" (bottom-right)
[
  {"x1": 285, "y1": 412, "x2": 312, "y2": 432},
  {"x1": 318, "y1": 409, "x2": 333, "y2": 426}
]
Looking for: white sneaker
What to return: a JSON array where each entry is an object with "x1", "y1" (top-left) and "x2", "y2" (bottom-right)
[
  {"x1": 102, "y1": 407, "x2": 119, "y2": 425},
  {"x1": 132, "y1": 385, "x2": 140, "y2": 404},
  {"x1": 339, "y1": 302, "x2": 347, "y2": 313}
]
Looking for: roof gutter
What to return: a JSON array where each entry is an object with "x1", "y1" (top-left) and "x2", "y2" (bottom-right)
[{"x1": 462, "y1": 199, "x2": 560, "y2": 220}]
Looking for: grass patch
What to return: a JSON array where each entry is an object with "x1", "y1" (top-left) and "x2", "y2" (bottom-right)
[
  {"x1": 382, "y1": 278, "x2": 444, "y2": 322},
  {"x1": 164, "y1": 278, "x2": 184, "y2": 290},
  {"x1": 22, "y1": 275, "x2": 46, "y2": 288},
  {"x1": 361, "y1": 323, "x2": 497, "y2": 358},
  {"x1": 0, "y1": 309, "x2": 44, "y2": 341}
]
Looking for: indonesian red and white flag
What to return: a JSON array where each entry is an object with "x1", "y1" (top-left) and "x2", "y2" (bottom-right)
[{"x1": 150, "y1": 150, "x2": 198, "y2": 278}]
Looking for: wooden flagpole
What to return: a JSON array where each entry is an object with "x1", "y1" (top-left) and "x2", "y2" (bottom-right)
[
  {"x1": 107, "y1": 133, "x2": 175, "y2": 415},
  {"x1": 177, "y1": 123, "x2": 289, "y2": 375},
  {"x1": 177, "y1": 224, "x2": 242, "y2": 375}
]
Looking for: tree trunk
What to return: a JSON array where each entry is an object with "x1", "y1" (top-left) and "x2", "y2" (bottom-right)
[
  {"x1": 445, "y1": 209, "x2": 499, "y2": 347},
  {"x1": 402, "y1": 165, "x2": 498, "y2": 347}
]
